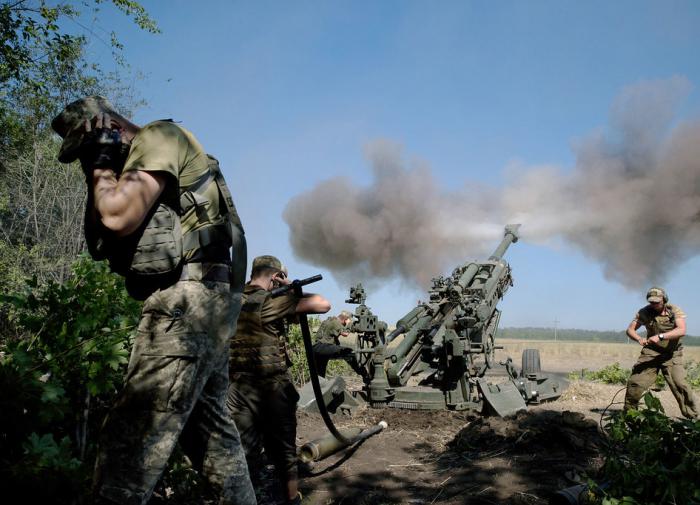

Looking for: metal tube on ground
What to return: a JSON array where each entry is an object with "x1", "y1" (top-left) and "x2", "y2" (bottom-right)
[{"x1": 298, "y1": 421, "x2": 388, "y2": 462}]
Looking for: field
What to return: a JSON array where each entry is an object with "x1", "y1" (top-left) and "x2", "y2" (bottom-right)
[
  {"x1": 273, "y1": 340, "x2": 700, "y2": 505},
  {"x1": 496, "y1": 338, "x2": 700, "y2": 374}
]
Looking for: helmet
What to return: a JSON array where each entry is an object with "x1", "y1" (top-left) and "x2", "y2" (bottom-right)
[
  {"x1": 252, "y1": 255, "x2": 285, "y2": 272},
  {"x1": 51, "y1": 96, "x2": 120, "y2": 163},
  {"x1": 646, "y1": 287, "x2": 668, "y2": 304}
]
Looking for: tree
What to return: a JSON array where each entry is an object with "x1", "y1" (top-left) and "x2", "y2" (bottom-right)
[
  {"x1": 0, "y1": 3, "x2": 159, "y2": 502},
  {"x1": 0, "y1": 0, "x2": 158, "y2": 290}
]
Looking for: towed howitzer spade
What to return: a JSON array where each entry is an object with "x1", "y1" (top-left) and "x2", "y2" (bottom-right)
[
  {"x1": 271, "y1": 275, "x2": 387, "y2": 461},
  {"x1": 354, "y1": 224, "x2": 566, "y2": 415}
]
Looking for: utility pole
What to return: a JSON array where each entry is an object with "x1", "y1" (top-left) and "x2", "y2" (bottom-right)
[{"x1": 553, "y1": 318, "x2": 559, "y2": 342}]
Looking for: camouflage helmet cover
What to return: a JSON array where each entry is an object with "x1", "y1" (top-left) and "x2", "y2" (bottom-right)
[
  {"x1": 646, "y1": 287, "x2": 668, "y2": 304},
  {"x1": 252, "y1": 255, "x2": 285, "y2": 273},
  {"x1": 51, "y1": 96, "x2": 120, "y2": 163}
]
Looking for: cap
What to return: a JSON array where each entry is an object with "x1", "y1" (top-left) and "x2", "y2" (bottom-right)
[
  {"x1": 646, "y1": 287, "x2": 665, "y2": 303},
  {"x1": 252, "y1": 255, "x2": 285, "y2": 272},
  {"x1": 51, "y1": 96, "x2": 120, "y2": 163}
]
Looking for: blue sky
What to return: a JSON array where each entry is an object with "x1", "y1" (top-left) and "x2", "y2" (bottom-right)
[{"x1": 86, "y1": 1, "x2": 700, "y2": 334}]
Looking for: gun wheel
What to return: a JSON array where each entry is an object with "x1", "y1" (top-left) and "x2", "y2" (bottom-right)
[{"x1": 521, "y1": 348, "x2": 541, "y2": 376}]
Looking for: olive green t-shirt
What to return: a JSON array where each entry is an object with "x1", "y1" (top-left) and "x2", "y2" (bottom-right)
[
  {"x1": 315, "y1": 317, "x2": 344, "y2": 345},
  {"x1": 634, "y1": 303, "x2": 686, "y2": 354},
  {"x1": 122, "y1": 120, "x2": 226, "y2": 259}
]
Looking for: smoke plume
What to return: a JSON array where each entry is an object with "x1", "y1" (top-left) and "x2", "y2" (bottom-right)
[{"x1": 283, "y1": 76, "x2": 700, "y2": 289}]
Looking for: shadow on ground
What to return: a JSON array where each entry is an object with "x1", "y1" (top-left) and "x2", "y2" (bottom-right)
[{"x1": 292, "y1": 408, "x2": 605, "y2": 505}]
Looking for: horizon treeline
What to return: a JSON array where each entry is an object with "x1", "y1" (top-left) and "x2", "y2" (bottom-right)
[{"x1": 499, "y1": 326, "x2": 700, "y2": 345}]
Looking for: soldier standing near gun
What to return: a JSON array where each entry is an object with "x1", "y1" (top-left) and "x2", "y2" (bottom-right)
[
  {"x1": 624, "y1": 287, "x2": 698, "y2": 419},
  {"x1": 227, "y1": 255, "x2": 330, "y2": 505},
  {"x1": 51, "y1": 96, "x2": 255, "y2": 505}
]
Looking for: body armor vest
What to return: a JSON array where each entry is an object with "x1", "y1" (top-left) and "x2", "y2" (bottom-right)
[
  {"x1": 86, "y1": 155, "x2": 246, "y2": 299},
  {"x1": 230, "y1": 287, "x2": 288, "y2": 378}
]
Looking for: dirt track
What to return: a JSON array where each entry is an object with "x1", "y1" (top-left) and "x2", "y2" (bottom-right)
[{"x1": 255, "y1": 342, "x2": 696, "y2": 504}]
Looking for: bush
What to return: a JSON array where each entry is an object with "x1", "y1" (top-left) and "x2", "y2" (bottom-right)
[
  {"x1": 686, "y1": 360, "x2": 700, "y2": 389},
  {"x1": 593, "y1": 392, "x2": 700, "y2": 504},
  {"x1": 0, "y1": 256, "x2": 141, "y2": 504},
  {"x1": 569, "y1": 362, "x2": 632, "y2": 385}
]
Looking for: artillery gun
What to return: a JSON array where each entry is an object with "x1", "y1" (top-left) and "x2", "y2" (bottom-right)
[{"x1": 353, "y1": 224, "x2": 565, "y2": 416}]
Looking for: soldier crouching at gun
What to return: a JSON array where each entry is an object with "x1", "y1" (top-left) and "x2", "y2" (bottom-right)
[
  {"x1": 312, "y1": 310, "x2": 365, "y2": 378},
  {"x1": 51, "y1": 96, "x2": 256, "y2": 505}
]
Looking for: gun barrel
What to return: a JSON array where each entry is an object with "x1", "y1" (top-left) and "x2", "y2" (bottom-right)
[
  {"x1": 489, "y1": 224, "x2": 520, "y2": 261},
  {"x1": 457, "y1": 225, "x2": 519, "y2": 290}
]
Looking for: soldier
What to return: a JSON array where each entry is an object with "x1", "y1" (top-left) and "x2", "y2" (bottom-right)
[
  {"x1": 51, "y1": 97, "x2": 255, "y2": 505},
  {"x1": 312, "y1": 310, "x2": 361, "y2": 377},
  {"x1": 227, "y1": 255, "x2": 330, "y2": 505},
  {"x1": 624, "y1": 287, "x2": 698, "y2": 419}
]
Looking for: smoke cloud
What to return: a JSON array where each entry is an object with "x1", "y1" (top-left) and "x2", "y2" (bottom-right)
[{"x1": 283, "y1": 76, "x2": 700, "y2": 289}]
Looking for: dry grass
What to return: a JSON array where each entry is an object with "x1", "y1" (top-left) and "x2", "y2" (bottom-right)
[{"x1": 496, "y1": 339, "x2": 700, "y2": 373}]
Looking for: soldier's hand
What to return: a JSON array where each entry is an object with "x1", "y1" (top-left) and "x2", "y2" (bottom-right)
[{"x1": 639, "y1": 338, "x2": 648, "y2": 346}]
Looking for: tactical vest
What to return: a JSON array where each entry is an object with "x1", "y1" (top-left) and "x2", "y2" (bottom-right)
[
  {"x1": 638, "y1": 303, "x2": 681, "y2": 353},
  {"x1": 230, "y1": 286, "x2": 289, "y2": 378},
  {"x1": 86, "y1": 155, "x2": 246, "y2": 299}
]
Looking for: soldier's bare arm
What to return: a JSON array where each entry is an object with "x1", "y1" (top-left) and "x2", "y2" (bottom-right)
[
  {"x1": 92, "y1": 168, "x2": 166, "y2": 236},
  {"x1": 272, "y1": 272, "x2": 331, "y2": 315},
  {"x1": 626, "y1": 320, "x2": 647, "y2": 346},
  {"x1": 647, "y1": 315, "x2": 686, "y2": 345},
  {"x1": 296, "y1": 294, "x2": 331, "y2": 315}
]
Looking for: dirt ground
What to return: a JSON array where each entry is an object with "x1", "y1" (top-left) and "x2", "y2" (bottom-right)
[{"x1": 257, "y1": 342, "x2": 696, "y2": 505}]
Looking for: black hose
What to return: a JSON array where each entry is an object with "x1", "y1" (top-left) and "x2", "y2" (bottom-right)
[
  {"x1": 272, "y1": 274, "x2": 351, "y2": 444},
  {"x1": 297, "y1": 311, "x2": 352, "y2": 444}
]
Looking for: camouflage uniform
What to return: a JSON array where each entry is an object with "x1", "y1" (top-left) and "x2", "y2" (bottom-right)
[
  {"x1": 315, "y1": 317, "x2": 345, "y2": 345},
  {"x1": 312, "y1": 316, "x2": 355, "y2": 377},
  {"x1": 624, "y1": 303, "x2": 698, "y2": 419},
  {"x1": 52, "y1": 98, "x2": 255, "y2": 505},
  {"x1": 227, "y1": 279, "x2": 300, "y2": 490}
]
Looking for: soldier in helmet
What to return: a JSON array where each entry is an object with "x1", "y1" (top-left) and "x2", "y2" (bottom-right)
[
  {"x1": 312, "y1": 310, "x2": 363, "y2": 378},
  {"x1": 51, "y1": 97, "x2": 255, "y2": 505},
  {"x1": 624, "y1": 287, "x2": 698, "y2": 419},
  {"x1": 227, "y1": 255, "x2": 331, "y2": 505}
]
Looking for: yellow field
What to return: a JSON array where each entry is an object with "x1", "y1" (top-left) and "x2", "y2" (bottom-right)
[{"x1": 495, "y1": 339, "x2": 700, "y2": 373}]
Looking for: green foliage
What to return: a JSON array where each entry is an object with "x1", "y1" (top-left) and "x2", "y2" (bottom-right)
[
  {"x1": 593, "y1": 393, "x2": 700, "y2": 505},
  {"x1": 284, "y1": 316, "x2": 354, "y2": 385},
  {"x1": 152, "y1": 446, "x2": 212, "y2": 505},
  {"x1": 569, "y1": 362, "x2": 632, "y2": 385},
  {"x1": 0, "y1": 256, "x2": 141, "y2": 503},
  {"x1": 569, "y1": 361, "x2": 698, "y2": 390},
  {"x1": 686, "y1": 360, "x2": 700, "y2": 389},
  {"x1": 287, "y1": 317, "x2": 314, "y2": 385},
  {"x1": 0, "y1": 0, "x2": 158, "y2": 89}
]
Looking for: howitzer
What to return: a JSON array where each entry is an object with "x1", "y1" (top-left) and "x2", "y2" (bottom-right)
[{"x1": 360, "y1": 224, "x2": 566, "y2": 414}]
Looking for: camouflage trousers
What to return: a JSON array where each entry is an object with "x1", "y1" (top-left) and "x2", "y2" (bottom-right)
[
  {"x1": 624, "y1": 347, "x2": 699, "y2": 419},
  {"x1": 312, "y1": 342, "x2": 364, "y2": 378},
  {"x1": 93, "y1": 280, "x2": 256, "y2": 505}
]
